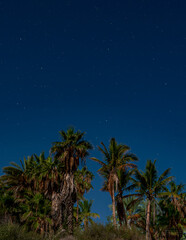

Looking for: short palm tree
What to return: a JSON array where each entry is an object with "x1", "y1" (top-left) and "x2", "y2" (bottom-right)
[
  {"x1": 133, "y1": 160, "x2": 172, "y2": 240},
  {"x1": 122, "y1": 195, "x2": 142, "y2": 228},
  {"x1": 78, "y1": 199, "x2": 100, "y2": 230},
  {"x1": 157, "y1": 196, "x2": 186, "y2": 240},
  {"x1": 74, "y1": 167, "x2": 94, "y2": 224},
  {"x1": 159, "y1": 181, "x2": 185, "y2": 218},
  {"x1": 0, "y1": 188, "x2": 18, "y2": 223},
  {"x1": 1, "y1": 155, "x2": 37, "y2": 197},
  {"x1": 34, "y1": 153, "x2": 64, "y2": 230},
  {"x1": 19, "y1": 191, "x2": 51, "y2": 234}
]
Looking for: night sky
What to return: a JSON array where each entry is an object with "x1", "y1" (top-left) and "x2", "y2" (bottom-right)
[{"x1": 0, "y1": 0, "x2": 186, "y2": 222}]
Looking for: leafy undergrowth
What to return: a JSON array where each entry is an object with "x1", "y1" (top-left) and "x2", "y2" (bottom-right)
[
  {"x1": 0, "y1": 223, "x2": 145, "y2": 240},
  {"x1": 0, "y1": 223, "x2": 42, "y2": 240},
  {"x1": 74, "y1": 223, "x2": 145, "y2": 240}
]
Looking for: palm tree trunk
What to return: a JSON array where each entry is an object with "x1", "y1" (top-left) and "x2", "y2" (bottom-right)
[
  {"x1": 84, "y1": 219, "x2": 88, "y2": 230},
  {"x1": 66, "y1": 199, "x2": 73, "y2": 234},
  {"x1": 63, "y1": 173, "x2": 76, "y2": 234},
  {"x1": 51, "y1": 192, "x2": 61, "y2": 231},
  {"x1": 112, "y1": 186, "x2": 117, "y2": 227},
  {"x1": 116, "y1": 193, "x2": 127, "y2": 226},
  {"x1": 153, "y1": 200, "x2": 156, "y2": 225},
  {"x1": 146, "y1": 199, "x2": 151, "y2": 240},
  {"x1": 76, "y1": 199, "x2": 79, "y2": 224}
]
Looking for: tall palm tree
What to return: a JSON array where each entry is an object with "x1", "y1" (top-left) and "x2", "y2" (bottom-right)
[
  {"x1": 116, "y1": 168, "x2": 137, "y2": 226},
  {"x1": 91, "y1": 138, "x2": 137, "y2": 227},
  {"x1": 133, "y1": 160, "x2": 172, "y2": 240},
  {"x1": 51, "y1": 127, "x2": 92, "y2": 233},
  {"x1": 74, "y1": 167, "x2": 94, "y2": 225},
  {"x1": 77, "y1": 199, "x2": 100, "y2": 230}
]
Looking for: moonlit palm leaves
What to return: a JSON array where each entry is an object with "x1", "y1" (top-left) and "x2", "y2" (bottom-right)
[
  {"x1": 77, "y1": 199, "x2": 100, "y2": 230},
  {"x1": 19, "y1": 191, "x2": 51, "y2": 234},
  {"x1": 74, "y1": 167, "x2": 94, "y2": 224},
  {"x1": 0, "y1": 153, "x2": 63, "y2": 233},
  {"x1": 34, "y1": 153, "x2": 64, "y2": 197},
  {"x1": 133, "y1": 160, "x2": 172, "y2": 240},
  {"x1": 51, "y1": 128, "x2": 92, "y2": 173},
  {"x1": 0, "y1": 188, "x2": 19, "y2": 223},
  {"x1": 91, "y1": 138, "x2": 137, "y2": 227},
  {"x1": 33, "y1": 153, "x2": 65, "y2": 230},
  {"x1": 123, "y1": 196, "x2": 142, "y2": 227},
  {"x1": 51, "y1": 127, "x2": 92, "y2": 234},
  {"x1": 157, "y1": 197, "x2": 185, "y2": 240},
  {"x1": 155, "y1": 181, "x2": 186, "y2": 239},
  {"x1": 1, "y1": 156, "x2": 36, "y2": 196},
  {"x1": 159, "y1": 181, "x2": 186, "y2": 218}
]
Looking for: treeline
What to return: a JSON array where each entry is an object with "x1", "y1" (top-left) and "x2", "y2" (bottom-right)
[{"x1": 0, "y1": 128, "x2": 185, "y2": 240}]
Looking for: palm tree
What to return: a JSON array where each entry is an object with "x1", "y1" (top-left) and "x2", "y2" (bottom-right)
[
  {"x1": 159, "y1": 181, "x2": 185, "y2": 218},
  {"x1": 34, "y1": 153, "x2": 65, "y2": 231},
  {"x1": 51, "y1": 127, "x2": 92, "y2": 233},
  {"x1": 1, "y1": 156, "x2": 36, "y2": 197},
  {"x1": 157, "y1": 197, "x2": 185, "y2": 240},
  {"x1": 78, "y1": 199, "x2": 100, "y2": 230},
  {"x1": 74, "y1": 167, "x2": 94, "y2": 225},
  {"x1": 91, "y1": 138, "x2": 137, "y2": 227},
  {"x1": 116, "y1": 168, "x2": 137, "y2": 226},
  {"x1": 122, "y1": 195, "x2": 142, "y2": 228},
  {"x1": 133, "y1": 160, "x2": 172, "y2": 240},
  {"x1": 19, "y1": 191, "x2": 51, "y2": 234},
  {"x1": 156, "y1": 181, "x2": 185, "y2": 240},
  {"x1": 0, "y1": 187, "x2": 19, "y2": 223}
]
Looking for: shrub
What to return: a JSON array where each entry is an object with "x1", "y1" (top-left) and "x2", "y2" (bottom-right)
[
  {"x1": 0, "y1": 223, "x2": 145, "y2": 240},
  {"x1": 74, "y1": 223, "x2": 145, "y2": 240},
  {"x1": 0, "y1": 223, "x2": 42, "y2": 240}
]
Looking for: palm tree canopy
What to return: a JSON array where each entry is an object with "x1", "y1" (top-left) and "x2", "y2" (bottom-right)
[
  {"x1": 0, "y1": 156, "x2": 37, "y2": 194},
  {"x1": 134, "y1": 160, "x2": 172, "y2": 200},
  {"x1": 78, "y1": 199, "x2": 100, "y2": 225},
  {"x1": 75, "y1": 167, "x2": 94, "y2": 198},
  {"x1": 91, "y1": 138, "x2": 137, "y2": 194},
  {"x1": 51, "y1": 127, "x2": 92, "y2": 173}
]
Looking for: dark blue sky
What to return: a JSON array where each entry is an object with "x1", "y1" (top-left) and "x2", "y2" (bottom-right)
[{"x1": 0, "y1": 0, "x2": 186, "y2": 222}]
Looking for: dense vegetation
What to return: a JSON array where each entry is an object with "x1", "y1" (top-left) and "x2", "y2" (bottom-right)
[{"x1": 0, "y1": 128, "x2": 185, "y2": 240}]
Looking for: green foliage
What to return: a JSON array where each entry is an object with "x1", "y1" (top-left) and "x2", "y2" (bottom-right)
[
  {"x1": 91, "y1": 138, "x2": 138, "y2": 226},
  {"x1": 74, "y1": 223, "x2": 145, "y2": 240},
  {"x1": 77, "y1": 199, "x2": 100, "y2": 229},
  {"x1": 0, "y1": 129, "x2": 183, "y2": 238},
  {"x1": 19, "y1": 191, "x2": 51, "y2": 232},
  {"x1": 0, "y1": 223, "x2": 42, "y2": 240},
  {"x1": 134, "y1": 160, "x2": 172, "y2": 199}
]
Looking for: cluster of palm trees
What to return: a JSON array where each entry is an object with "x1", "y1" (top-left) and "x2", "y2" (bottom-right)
[
  {"x1": 0, "y1": 127, "x2": 185, "y2": 240},
  {"x1": 93, "y1": 139, "x2": 185, "y2": 240}
]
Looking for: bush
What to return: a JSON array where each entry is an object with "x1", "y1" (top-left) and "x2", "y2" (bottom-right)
[
  {"x1": 0, "y1": 223, "x2": 145, "y2": 240},
  {"x1": 0, "y1": 223, "x2": 42, "y2": 240},
  {"x1": 74, "y1": 223, "x2": 145, "y2": 240}
]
